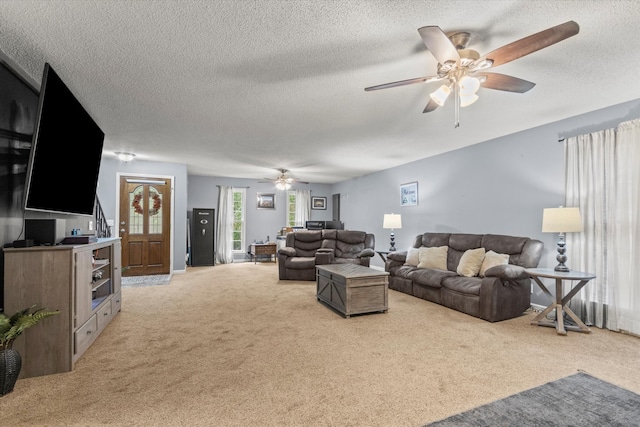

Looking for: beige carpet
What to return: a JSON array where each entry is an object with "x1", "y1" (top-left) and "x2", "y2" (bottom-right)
[{"x1": 2, "y1": 263, "x2": 640, "y2": 426}]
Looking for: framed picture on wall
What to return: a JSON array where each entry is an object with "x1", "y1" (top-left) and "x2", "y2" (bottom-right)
[
  {"x1": 400, "y1": 181, "x2": 418, "y2": 206},
  {"x1": 257, "y1": 193, "x2": 275, "y2": 209},
  {"x1": 311, "y1": 196, "x2": 327, "y2": 210}
]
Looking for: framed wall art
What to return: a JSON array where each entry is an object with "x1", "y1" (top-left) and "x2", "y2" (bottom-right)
[
  {"x1": 311, "y1": 196, "x2": 326, "y2": 210},
  {"x1": 400, "y1": 181, "x2": 418, "y2": 207},
  {"x1": 257, "y1": 193, "x2": 275, "y2": 209}
]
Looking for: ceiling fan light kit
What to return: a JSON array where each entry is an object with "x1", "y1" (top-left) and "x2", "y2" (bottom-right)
[
  {"x1": 275, "y1": 179, "x2": 292, "y2": 190},
  {"x1": 261, "y1": 169, "x2": 309, "y2": 190},
  {"x1": 365, "y1": 21, "x2": 580, "y2": 127},
  {"x1": 429, "y1": 85, "x2": 451, "y2": 106}
]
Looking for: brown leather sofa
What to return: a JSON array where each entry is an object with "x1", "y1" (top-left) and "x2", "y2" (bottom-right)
[
  {"x1": 278, "y1": 229, "x2": 375, "y2": 280},
  {"x1": 385, "y1": 232, "x2": 543, "y2": 322}
]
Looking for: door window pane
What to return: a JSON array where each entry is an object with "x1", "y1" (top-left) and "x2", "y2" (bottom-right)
[
  {"x1": 129, "y1": 185, "x2": 144, "y2": 234},
  {"x1": 148, "y1": 185, "x2": 163, "y2": 234}
]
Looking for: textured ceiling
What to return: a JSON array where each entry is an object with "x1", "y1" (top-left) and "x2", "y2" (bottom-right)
[{"x1": 1, "y1": 1, "x2": 639, "y2": 183}]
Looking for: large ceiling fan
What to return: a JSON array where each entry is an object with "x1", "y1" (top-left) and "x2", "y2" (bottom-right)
[
  {"x1": 260, "y1": 169, "x2": 309, "y2": 190},
  {"x1": 365, "y1": 21, "x2": 579, "y2": 127}
]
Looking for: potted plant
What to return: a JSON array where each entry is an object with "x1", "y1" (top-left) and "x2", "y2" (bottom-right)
[{"x1": 0, "y1": 306, "x2": 59, "y2": 395}]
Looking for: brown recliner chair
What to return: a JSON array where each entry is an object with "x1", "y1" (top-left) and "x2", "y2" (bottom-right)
[{"x1": 278, "y1": 229, "x2": 375, "y2": 280}]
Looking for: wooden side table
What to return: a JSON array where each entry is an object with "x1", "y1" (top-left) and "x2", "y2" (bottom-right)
[
  {"x1": 375, "y1": 251, "x2": 390, "y2": 263},
  {"x1": 250, "y1": 243, "x2": 277, "y2": 264},
  {"x1": 526, "y1": 268, "x2": 596, "y2": 335}
]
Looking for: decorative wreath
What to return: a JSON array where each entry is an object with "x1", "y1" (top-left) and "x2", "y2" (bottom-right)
[{"x1": 132, "y1": 191, "x2": 162, "y2": 216}]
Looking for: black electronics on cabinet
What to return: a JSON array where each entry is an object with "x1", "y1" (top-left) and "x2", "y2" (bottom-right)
[
  {"x1": 191, "y1": 208, "x2": 215, "y2": 266},
  {"x1": 25, "y1": 218, "x2": 66, "y2": 245}
]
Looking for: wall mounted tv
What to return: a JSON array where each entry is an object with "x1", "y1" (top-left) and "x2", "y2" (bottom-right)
[{"x1": 24, "y1": 63, "x2": 104, "y2": 216}]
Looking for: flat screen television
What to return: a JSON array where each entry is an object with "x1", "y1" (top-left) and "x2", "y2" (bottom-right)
[{"x1": 24, "y1": 63, "x2": 104, "y2": 216}]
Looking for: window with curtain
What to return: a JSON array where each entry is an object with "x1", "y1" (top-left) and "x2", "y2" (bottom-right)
[
  {"x1": 294, "y1": 189, "x2": 310, "y2": 227},
  {"x1": 565, "y1": 118, "x2": 640, "y2": 335},
  {"x1": 232, "y1": 188, "x2": 246, "y2": 252},
  {"x1": 286, "y1": 191, "x2": 296, "y2": 227},
  {"x1": 215, "y1": 186, "x2": 234, "y2": 264}
]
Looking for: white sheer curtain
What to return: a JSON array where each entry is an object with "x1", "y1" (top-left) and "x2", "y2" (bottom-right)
[
  {"x1": 294, "y1": 189, "x2": 311, "y2": 227},
  {"x1": 612, "y1": 119, "x2": 640, "y2": 334},
  {"x1": 215, "y1": 185, "x2": 234, "y2": 264},
  {"x1": 565, "y1": 118, "x2": 640, "y2": 334}
]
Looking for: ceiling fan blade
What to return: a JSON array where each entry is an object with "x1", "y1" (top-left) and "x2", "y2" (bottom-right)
[
  {"x1": 418, "y1": 26, "x2": 461, "y2": 65},
  {"x1": 423, "y1": 98, "x2": 440, "y2": 113},
  {"x1": 476, "y1": 72, "x2": 536, "y2": 93},
  {"x1": 472, "y1": 21, "x2": 579, "y2": 69},
  {"x1": 365, "y1": 76, "x2": 440, "y2": 91}
]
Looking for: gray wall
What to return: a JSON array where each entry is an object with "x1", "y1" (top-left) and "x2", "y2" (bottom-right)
[
  {"x1": 97, "y1": 157, "x2": 188, "y2": 273},
  {"x1": 187, "y1": 175, "x2": 333, "y2": 261},
  {"x1": 333, "y1": 98, "x2": 640, "y2": 305}
]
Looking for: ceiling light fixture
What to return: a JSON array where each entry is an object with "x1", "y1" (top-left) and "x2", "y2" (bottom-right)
[
  {"x1": 275, "y1": 179, "x2": 291, "y2": 191},
  {"x1": 428, "y1": 74, "x2": 481, "y2": 126},
  {"x1": 115, "y1": 152, "x2": 136, "y2": 162},
  {"x1": 429, "y1": 85, "x2": 451, "y2": 106},
  {"x1": 365, "y1": 21, "x2": 580, "y2": 128}
]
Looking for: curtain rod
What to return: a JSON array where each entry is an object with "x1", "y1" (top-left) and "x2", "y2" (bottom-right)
[{"x1": 216, "y1": 185, "x2": 250, "y2": 188}]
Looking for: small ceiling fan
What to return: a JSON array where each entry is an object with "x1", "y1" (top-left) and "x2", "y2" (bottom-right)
[
  {"x1": 365, "y1": 21, "x2": 579, "y2": 127},
  {"x1": 260, "y1": 169, "x2": 309, "y2": 190}
]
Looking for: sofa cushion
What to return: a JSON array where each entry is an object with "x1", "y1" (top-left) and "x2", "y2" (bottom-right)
[
  {"x1": 456, "y1": 248, "x2": 486, "y2": 277},
  {"x1": 285, "y1": 256, "x2": 316, "y2": 270},
  {"x1": 387, "y1": 251, "x2": 407, "y2": 263},
  {"x1": 484, "y1": 264, "x2": 529, "y2": 280},
  {"x1": 417, "y1": 246, "x2": 448, "y2": 270},
  {"x1": 336, "y1": 230, "x2": 367, "y2": 244},
  {"x1": 408, "y1": 268, "x2": 458, "y2": 288},
  {"x1": 389, "y1": 265, "x2": 417, "y2": 279},
  {"x1": 288, "y1": 231, "x2": 323, "y2": 257},
  {"x1": 480, "y1": 234, "x2": 528, "y2": 265},
  {"x1": 420, "y1": 233, "x2": 451, "y2": 248},
  {"x1": 321, "y1": 229, "x2": 338, "y2": 240},
  {"x1": 335, "y1": 241, "x2": 365, "y2": 259},
  {"x1": 441, "y1": 276, "x2": 483, "y2": 296},
  {"x1": 447, "y1": 234, "x2": 484, "y2": 271},
  {"x1": 404, "y1": 248, "x2": 420, "y2": 266},
  {"x1": 479, "y1": 250, "x2": 510, "y2": 277}
]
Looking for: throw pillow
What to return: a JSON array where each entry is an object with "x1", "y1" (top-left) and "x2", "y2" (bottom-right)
[
  {"x1": 417, "y1": 246, "x2": 448, "y2": 270},
  {"x1": 404, "y1": 248, "x2": 420, "y2": 266},
  {"x1": 456, "y1": 248, "x2": 486, "y2": 277},
  {"x1": 479, "y1": 250, "x2": 510, "y2": 277}
]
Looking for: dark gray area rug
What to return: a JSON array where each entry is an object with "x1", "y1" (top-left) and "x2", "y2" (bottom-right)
[
  {"x1": 424, "y1": 372, "x2": 640, "y2": 427},
  {"x1": 121, "y1": 274, "x2": 171, "y2": 288}
]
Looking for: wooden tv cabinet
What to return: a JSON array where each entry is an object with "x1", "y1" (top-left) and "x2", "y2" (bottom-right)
[{"x1": 3, "y1": 237, "x2": 122, "y2": 378}]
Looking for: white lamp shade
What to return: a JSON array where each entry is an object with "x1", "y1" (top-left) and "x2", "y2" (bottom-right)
[
  {"x1": 459, "y1": 93, "x2": 479, "y2": 107},
  {"x1": 429, "y1": 85, "x2": 451, "y2": 106},
  {"x1": 459, "y1": 76, "x2": 480, "y2": 95},
  {"x1": 542, "y1": 207, "x2": 583, "y2": 233},
  {"x1": 275, "y1": 181, "x2": 290, "y2": 190},
  {"x1": 383, "y1": 214, "x2": 402, "y2": 229}
]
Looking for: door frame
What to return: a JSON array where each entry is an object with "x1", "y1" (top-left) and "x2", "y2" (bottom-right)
[{"x1": 115, "y1": 172, "x2": 175, "y2": 275}]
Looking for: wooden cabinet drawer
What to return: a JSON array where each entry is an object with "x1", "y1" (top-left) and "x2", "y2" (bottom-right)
[
  {"x1": 75, "y1": 315, "x2": 98, "y2": 356},
  {"x1": 96, "y1": 300, "x2": 113, "y2": 331},
  {"x1": 112, "y1": 291, "x2": 122, "y2": 313}
]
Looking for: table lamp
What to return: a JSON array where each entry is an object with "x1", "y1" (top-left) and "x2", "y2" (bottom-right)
[
  {"x1": 542, "y1": 206, "x2": 583, "y2": 272},
  {"x1": 383, "y1": 214, "x2": 402, "y2": 251}
]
